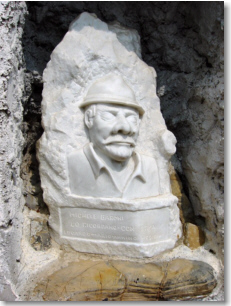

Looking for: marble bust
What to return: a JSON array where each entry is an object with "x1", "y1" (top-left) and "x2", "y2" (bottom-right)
[
  {"x1": 37, "y1": 13, "x2": 182, "y2": 257},
  {"x1": 68, "y1": 74, "x2": 160, "y2": 199}
]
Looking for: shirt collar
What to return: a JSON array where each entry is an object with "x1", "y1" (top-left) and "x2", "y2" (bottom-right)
[
  {"x1": 83, "y1": 142, "x2": 146, "y2": 183},
  {"x1": 83, "y1": 143, "x2": 105, "y2": 179}
]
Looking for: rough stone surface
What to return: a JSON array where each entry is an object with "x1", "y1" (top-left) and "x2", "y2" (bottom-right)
[
  {"x1": 183, "y1": 223, "x2": 205, "y2": 250},
  {"x1": 16, "y1": 206, "x2": 223, "y2": 301},
  {"x1": 22, "y1": 1, "x2": 224, "y2": 262},
  {"x1": 154, "y1": 3, "x2": 224, "y2": 261},
  {"x1": 170, "y1": 164, "x2": 195, "y2": 225},
  {"x1": 29, "y1": 211, "x2": 51, "y2": 251},
  {"x1": 32, "y1": 258, "x2": 216, "y2": 301},
  {"x1": 37, "y1": 12, "x2": 181, "y2": 258},
  {"x1": 0, "y1": 1, "x2": 27, "y2": 301},
  {"x1": 0, "y1": 1, "x2": 224, "y2": 302},
  {"x1": 170, "y1": 167, "x2": 205, "y2": 250},
  {"x1": 21, "y1": 71, "x2": 47, "y2": 214}
]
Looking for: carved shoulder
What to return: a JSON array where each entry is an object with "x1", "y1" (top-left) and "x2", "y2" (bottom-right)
[
  {"x1": 140, "y1": 154, "x2": 159, "y2": 173},
  {"x1": 67, "y1": 149, "x2": 90, "y2": 176}
]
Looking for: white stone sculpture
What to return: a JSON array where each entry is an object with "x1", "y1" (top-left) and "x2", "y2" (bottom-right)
[
  {"x1": 68, "y1": 74, "x2": 160, "y2": 199},
  {"x1": 37, "y1": 12, "x2": 182, "y2": 258}
]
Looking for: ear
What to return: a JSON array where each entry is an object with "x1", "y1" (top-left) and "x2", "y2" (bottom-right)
[{"x1": 84, "y1": 109, "x2": 94, "y2": 129}]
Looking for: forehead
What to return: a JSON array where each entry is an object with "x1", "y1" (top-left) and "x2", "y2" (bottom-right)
[{"x1": 96, "y1": 103, "x2": 139, "y2": 115}]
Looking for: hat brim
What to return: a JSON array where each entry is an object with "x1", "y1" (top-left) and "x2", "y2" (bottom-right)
[{"x1": 79, "y1": 96, "x2": 145, "y2": 116}]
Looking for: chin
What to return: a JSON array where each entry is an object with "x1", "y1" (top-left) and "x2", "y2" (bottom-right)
[{"x1": 105, "y1": 144, "x2": 134, "y2": 162}]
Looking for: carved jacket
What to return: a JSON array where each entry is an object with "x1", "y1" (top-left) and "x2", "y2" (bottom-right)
[{"x1": 68, "y1": 143, "x2": 160, "y2": 199}]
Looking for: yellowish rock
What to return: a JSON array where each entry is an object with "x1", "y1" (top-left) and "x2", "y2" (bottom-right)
[
  {"x1": 170, "y1": 167, "x2": 195, "y2": 224},
  {"x1": 184, "y1": 222, "x2": 205, "y2": 249},
  {"x1": 170, "y1": 169, "x2": 182, "y2": 199},
  {"x1": 163, "y1": 259, "x2": 216, "y2": 300},
  {"x1": 33, "y1": 258, "x2": 216, "y2": 301}
]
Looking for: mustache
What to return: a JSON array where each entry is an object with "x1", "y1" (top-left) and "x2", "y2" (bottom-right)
[{"x1": 104, "y1": 137, "x2": 136, "y2": 147}]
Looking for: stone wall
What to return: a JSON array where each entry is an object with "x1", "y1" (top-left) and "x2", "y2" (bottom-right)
[
  {"x1": 0, "y1": 1, "x2": 27, "y2": 300},
  {"x1": 154, "y1": 2, "x2": 224, "y2": 261},
  {"x1": 22, "y1": 0, "x2": 224, "y2": 261},
  {"x1": 0, "y1": 1, "x2": 224, "y2": 301}
]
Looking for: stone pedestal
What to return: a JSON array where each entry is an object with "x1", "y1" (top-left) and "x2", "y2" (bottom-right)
[{"x1": 48, "y1": 194, "x2": 181, "y2": 258}]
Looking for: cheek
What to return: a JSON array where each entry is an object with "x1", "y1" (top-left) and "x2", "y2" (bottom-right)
[
  {"x1": 131, "y1": 122, "x2": 139, "y2": 135},
  {"x1": 128, "y1": 116, "x2": 140, "y2": 132},
  {"x1": 94, "y1": 120, "x2": 112, "y2": 139}
]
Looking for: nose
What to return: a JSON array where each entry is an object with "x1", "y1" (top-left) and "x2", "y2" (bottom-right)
[{"x1": 112, "y1": 115, "x2": 132, "y2": 135}]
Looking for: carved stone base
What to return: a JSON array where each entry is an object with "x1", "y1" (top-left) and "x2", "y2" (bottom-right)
[{"x1": 48, "y1": 194, "x2": 181, "y2": 258}]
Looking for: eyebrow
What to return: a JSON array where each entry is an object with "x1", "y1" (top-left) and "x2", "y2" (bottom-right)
[
  {"x1": 97, "y1": 107, "x2": 138, "y2": 115},
  {"x1": 124, "y1": 111, "x2": 138, "y2": 115}
]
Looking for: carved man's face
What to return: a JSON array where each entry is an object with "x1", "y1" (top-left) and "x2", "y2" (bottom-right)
[{"x1": 85, "y1": 103, "x2": 140, "y2": 162}]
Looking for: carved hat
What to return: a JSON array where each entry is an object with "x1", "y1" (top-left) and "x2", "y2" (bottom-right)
[{"x1": 80, "y1": 74, "x2": 145, "y2": 115}]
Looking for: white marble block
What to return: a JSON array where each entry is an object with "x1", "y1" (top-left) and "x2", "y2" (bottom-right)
[{"x1": 37, "y1": 12, "x2": 182, "y2": 258}]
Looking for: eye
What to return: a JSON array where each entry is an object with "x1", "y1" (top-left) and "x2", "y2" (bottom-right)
[
  {"x1": 99, "y1": 111, "x2": 116, "y2": 121},
  {"x1": 126, "y1": 115, "x2": 138, "y2": 125}
]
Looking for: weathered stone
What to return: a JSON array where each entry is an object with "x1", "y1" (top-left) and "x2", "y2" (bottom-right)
[
  {"x1": 25, "y1": 194, "x2": 39, "y2": 211},
  {"x1": 170, "y1": 167, "x2": 182, "y2": 199},
  {"x1": 33, "y1": 259, "x2": 216, "y2": 301},
  {"x1": 163, "y1": 259, "x2": 217, "y2": 300},
  {"x1": 28, "y1": 211, "x2": 51, "y2": 251},
  {"x1": 170, "y1": 166, "x2": 195, "y2": 224},
  {"x1": 183, "y1": 223, "x2": 205, "y2": 250},
  {"x1": 0, "y1": 1, "x2": 224, "y2": 302},
  {"x1": 0, "y1": 1, "x2": 27, "y2": 301},
  {"x1": 0, "y1": 283, "x2": 16, "y2": 301},
  {"x1": 22, "y1": 0, "x2": 224, "y2": 263},
  {"x1": 37, "y1": 12, "x2": 181, "y2": 258},
  {"x1": 158, "y1": 2, "x2": 224, "y2": 259}
]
